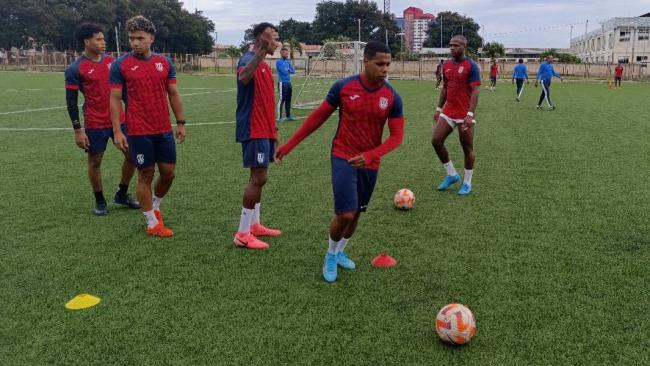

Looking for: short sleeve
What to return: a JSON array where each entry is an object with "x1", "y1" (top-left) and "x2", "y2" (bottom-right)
[
  {"x1": 237, "y1": 53, "x2": 254, "y2": 75},
  {"x1": 166, "y1": 57, "x2": 176, "y2": 83},
  {"x1": 64, "y1": 64, "x2": 81, "y2": 90},
  {"x1": 109, "y1": 60, "x2": 124, "y2": 88},
  {"x1": 389, "y1": 92, "x2": 403, "y2": 118},
  {"x1": 325, "y1": 80, "x2": 345, "y2": 107},
  {"x1": 469, "y1": 62, "x2": 481, "y2": 86}
]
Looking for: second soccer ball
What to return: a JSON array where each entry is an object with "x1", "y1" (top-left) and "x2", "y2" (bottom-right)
[{"x1": 393, "y1": 189, "x2": 415, "y2": 210}]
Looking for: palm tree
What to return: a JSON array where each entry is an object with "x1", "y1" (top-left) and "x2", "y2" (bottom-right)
[
  {"x1": 482, "y1": 42, "x2": 505, "y2": 60},
  {"x1": 284, "y1": 37, "x2": 303, "y2": 59}
]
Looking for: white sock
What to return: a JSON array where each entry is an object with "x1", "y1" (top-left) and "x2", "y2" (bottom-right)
[
  {"x1": 143, "y1": 210, "x2": 158, "y2": 228},
  {"x1": 328, "y1": 237, "x2": 340, "y2": 255},
  {"x1": 252, "y1": 203, "x2": 261, "y2": 225},
  {"x1": 238, "y1": 207, "x2": 254, "y2": 234},
  {"x1": 152, "y1": 195, "x2": 162, "y2": 210},
  {"x1": 336, "y1": 237, "x2": 349, "y2": 253},
  {"x1": 444, "y1": 161, "x2": 458, "y2": 177},
  {"x1": 464, "y1": 169, "x2": 473, "y2": 186}
]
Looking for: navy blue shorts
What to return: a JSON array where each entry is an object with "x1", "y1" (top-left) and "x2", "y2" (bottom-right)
[
  {"x1": 241, "y1": 138, "x2": 275, "y2": 168},
  {"x1": 331, "y1": 156, "x2": 379, "y2": 213},
  {"x1": 85, "y1": 124, "x2": 127, "y2": 156},
  {"x1": 127, "y1": 132, "x2": 176, "y2": 169},
  {"x1": 490, "y1": 76, "x2": 497, "y2": 83}
]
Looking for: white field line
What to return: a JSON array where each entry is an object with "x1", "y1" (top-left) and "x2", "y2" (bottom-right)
[{"x1": 0, "y1": 88, "x2": 236, "y2": 115}]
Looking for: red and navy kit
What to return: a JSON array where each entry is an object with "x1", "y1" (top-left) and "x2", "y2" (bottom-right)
[
  {"x1": 442, "y1": 58, "x2": 481, "y2": 119},
  {"x1": 109, "y1": 52, "x2": 176, "y2": 136},
  {"x1": 490, "y1": 63, "x2": 499, "y2": 78},
  {"x1": 236, "y1": 52, "x2": 277, "y2": 143},
  {"x1": 65, "y1": 54, "x2": 123, "y2": 129},
  {"x1": 615, "y1": 66, "x2": 624, "y2": 78},
  {"x1": 325, "y1": 76, "x2": 403, "y2": 170}
]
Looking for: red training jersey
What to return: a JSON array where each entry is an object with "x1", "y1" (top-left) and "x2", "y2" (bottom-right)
[
  {"x1": 109, "y1": 52, "x2": 176, "y2": 136},
  {"x1": 325, "y1": 75, "x2": 403, "y2": 170},
  {"x1": 235, "y1": 52, "x2": 277, "y2": 142},
  {"x1": 65, "y1": 54, "x2": 124, "y2": 129},
  {"x1": 442, "y1": 58, "x2": 481, "y2": 119},
  {"x1": 615, "y1": 66, "x2": 624, "y2": 77},
  {"x1": 490, "y1": 63, "x2": 499, "y2": 77}
]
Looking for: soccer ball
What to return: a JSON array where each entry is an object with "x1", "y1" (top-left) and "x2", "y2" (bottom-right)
[
  {"x1": 435, "y1": 303, "x2": 476, "y2": 345},
  {"x1": 393, "y1": 189, "x2": 414, "y2": 210}
]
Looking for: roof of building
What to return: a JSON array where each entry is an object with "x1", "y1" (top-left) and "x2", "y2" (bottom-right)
[{"x1": 571, "y1": 17, "x2": 650, "y2": 42}]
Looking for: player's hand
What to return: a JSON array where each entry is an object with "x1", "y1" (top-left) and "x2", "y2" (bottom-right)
[
  {"x1": 175, "y1": 124, "x2": 186, "y2": 143},
  {"x1": 348, "y1": 155, "x2": 366, "y2": 169},
  {"x1": 433, "y1": 111, "x2": 441, "y2": 124},
  {"x1": 113, "y1": 131, "x2": 129, "y2": 153},
  {"x1": 74, "y1": 129, "x2": 89, "y2": 150},
  {"x1": 274, "y1": 145, "x2": 287, "y2": 164},
  {"x1": 259, "y1": 31, "x2": 280, "y2": 54},
  {"x1": 462, "y1": 116, "x2": 473, "y2": 132}
]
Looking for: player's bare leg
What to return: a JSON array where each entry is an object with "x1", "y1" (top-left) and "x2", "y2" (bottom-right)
[
  {"x1": 234, "y1": 167, "x2": 275, "y2": 250},
  {"x1": 325, "y1": 210, "x2": 358, "y2": 281},
  {"x1": 432, "y1": 118, "x2": 460, "y2": 191},
  {"x1": 88, "y1": 153, "x2": 107, "y2": 215},
  {"x1": 458, "y1": 124, "x2": 475, "y2": 195},
  {"x1": 137, "y1": 166, "x2": 172, "y2": 237}
]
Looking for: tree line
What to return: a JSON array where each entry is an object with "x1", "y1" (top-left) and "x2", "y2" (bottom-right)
[{"x1": 0, "y1": 0, "x2": 215, "y2": 54}]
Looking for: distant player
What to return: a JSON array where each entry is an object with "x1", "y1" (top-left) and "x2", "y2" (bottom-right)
[
  {"x1": 275, "y1": 41, "x2": 404, "y2": 283},
  {"x1": 110, "y1": 16, "x2": 187, "y2": 237},
  {"x1": 65, "y1": 23, "x2": 139, "y2": 216},
  {"x1": 435, "y1": 59, "x2": 444, "y2": 90},
  {"x1": 276, "y1": 47, "x2": 296, "y2": 121},
  {"x1": 614, "y1": 63, "x2": 623, "y2": 89},
  {"x1": 489, "y1": 60, "x2": 499, "y2": 91},
  {"x1": 432, "y1": 35, "x2": 481, "y2": 196},
  {"x1": 233, "y1": 22, "x2": 283, "y2": 250},
  {"x1": 512, "y1": 58, "x2": 529, "y2": 102},
  {"x1": 535, "y1": 56, "x2": 562, "y2": 110}
]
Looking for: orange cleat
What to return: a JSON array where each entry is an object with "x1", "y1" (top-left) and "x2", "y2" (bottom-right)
[
  {"x1": 250, "y1": 223, "x2": 282, "y2": 237},
  {"x1": 146, "y1": 223, "x2": 174, "y2": 237},
  {"x1": 154, "y1": 209, "x2": 164, "y2": 226},
  {"x1": 233, "y1": 232, "x2": 269, "y2": 250}
]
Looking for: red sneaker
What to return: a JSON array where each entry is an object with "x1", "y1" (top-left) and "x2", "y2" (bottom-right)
[
  {"x1": 250, "y1": 223, "x2": 282, "y2": 237},
  {"x1": 146, "y1": 223, "x2": 174, "y2": 238},
  {"x1": 154, "y1": 209, "x2": 164, "y2": 226},
  {"x1": 233, "y1": 232, "x2": 269, "y2": 250}
]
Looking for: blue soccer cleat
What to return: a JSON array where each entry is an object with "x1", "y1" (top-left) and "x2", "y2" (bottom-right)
[
  {"x1": 336, "y1": 251, "x2": 356, "y2": 270},
  {"x1": 437, "y1": 175, "x2": 460, "y2": 191},
  {"x1": 458, "y1": 183, "x2": 472, "y2": 196},
  {"x1": 94, "y1": 201, "x2": 108, "y2": 216},
  {"x1": 323, "y1": 253, "x2": 338, "y2": 283}
]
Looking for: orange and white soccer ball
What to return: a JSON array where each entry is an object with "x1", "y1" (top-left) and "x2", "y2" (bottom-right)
[
  {"x1": 394, "y1": 189, "x2": 415, "y2": 210},
  {"x1": 435, "y1": 303, "x2": 476, "y2": 345}
]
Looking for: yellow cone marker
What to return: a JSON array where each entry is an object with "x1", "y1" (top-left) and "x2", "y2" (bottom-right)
[{"x1": 65, "y1": 293, "x2": 101, "y2": 310}]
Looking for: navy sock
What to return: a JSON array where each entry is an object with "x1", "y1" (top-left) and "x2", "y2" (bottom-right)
[{"x1": 94, "y1": 190, "x2": 105, "y2": 203}]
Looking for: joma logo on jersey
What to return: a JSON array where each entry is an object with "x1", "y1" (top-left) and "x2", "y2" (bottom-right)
[
  {"x1": 257, "y1": 153, "x2": 265, "y2": 164},
  {"x1": 155, "y1": 63, "x2": 164, "y2": 72},
  {"x1": 379, "y1": 97, "x2": 389, "y2": 110}
]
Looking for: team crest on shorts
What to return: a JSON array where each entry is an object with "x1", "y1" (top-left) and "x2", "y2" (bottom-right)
[
  {"x1": 136, "y1": 154, "x2": 145, "y2": 165},
  {"x1": 379, "y1": 97, "x2": 389, "y2": 110},
  {"x1": 155, "y1": 62, "x2": 163, "y2": 72},
  {"x1": 458, "y1": 66, "x2": 464, "y2": 73},
  {"x1": 257, "y1": 152, "x2": 265, "y2": 164}
]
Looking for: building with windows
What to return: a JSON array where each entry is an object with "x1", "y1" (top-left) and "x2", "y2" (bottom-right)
[
  {"x1": 570, "y1": 14, "x2": 650, "y2": 64},
  {"x1": 403, "y1": 7, "x2": 435, "y2": 53}
]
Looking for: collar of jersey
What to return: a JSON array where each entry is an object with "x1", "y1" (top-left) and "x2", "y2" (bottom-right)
[
  {"x1": 357, "y1": 75, "x2": 384, "y2": 93},
  {"x1": 81, "y1": 53, "x2": 104, "y2": 64},
  {"x1": 449, "y1": 57, "x2": 468, "y2": 65},
  {"x1": 131, "y1": 52, "x2": 155, "y2": 61}
]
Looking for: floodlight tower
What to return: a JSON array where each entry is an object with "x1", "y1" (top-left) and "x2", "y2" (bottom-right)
[{"x1": 384, "y1": 0, "x2": 390, "y2": 14}]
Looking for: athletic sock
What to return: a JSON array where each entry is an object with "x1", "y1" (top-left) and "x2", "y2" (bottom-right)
[
  {"x1": 143, "y1": 210, "x2": 158, "y2": 228},
  {"x1": 238, "y1": 207, "x2": 254, "y2": 234},
  {"x1": 117, "y1": 184, "x2": 128, "y2": 196},
  {"x1": 252, "y1": 203, "x2": 261, "y2": 225},
  {"x1": 444, "y1": 161, "x2": 458, "y2": 177},
  {"x1": 152, "y1": 195, "x2": 162, "y2": 210},
  {"x1": 464, "y1": 169, "x2": 474, "y2": 186},
  {"x1": 94, "y1": 190, "x2": 105, "y2": 203},
  {"x1": 336, "y1": 237, "x2": 349, "y2": 253},
  {"x1": 328, "y1": 237, "x2": 339, "y2": 255}
]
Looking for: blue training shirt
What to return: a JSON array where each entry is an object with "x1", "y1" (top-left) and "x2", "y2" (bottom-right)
[
  {"x1": 536, "y1": 62, "x2": 561, "y2": 81},
  {"x1": 276, "y1": 57, "x2": 295, "y2": 83},
  {"x1": 513, "y1": 64, "x2": 528, "y2": 80}
]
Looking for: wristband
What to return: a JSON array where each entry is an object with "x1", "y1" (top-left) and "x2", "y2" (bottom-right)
[
  {"x1": 466, "y1": 112, "x2": 474, "y2": 117},
  {"x1": 72, "y1": 120, "x2": 81, "y2": 130},
  {"x1": 176, "y1": 120, "x2": 186, "y2": 125},
  {"x1": 436, "y1": 107, "x2": 442, "y2": 112}
]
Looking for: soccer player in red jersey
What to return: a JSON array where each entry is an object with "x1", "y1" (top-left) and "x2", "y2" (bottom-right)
[
  {"x1": 432, "y1": 35, "x2": 481, "y2": 196},
  {"x1": 275, "y1": 41, "x2": 405, "y2": 283},
  {"x1": 233, "y1": 23, "x2": 283, "y2": 250},
  {"x1": 109, "y1": 16, "x2": 187, "y2": 238},
  {"x1": 489, "y1": 60, "x2": 499, "y2": 91},
  {"x1": 614, "y1": 63, "x2": 624, "y2": 89},
  {"x1": 65, "y1": 23, "x2": 139, "y2": 216}
]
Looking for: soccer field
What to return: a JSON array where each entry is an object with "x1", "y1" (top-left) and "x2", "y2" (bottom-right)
[{"x1": 1, "y1": 71, "x2": 649, "y2": 365}]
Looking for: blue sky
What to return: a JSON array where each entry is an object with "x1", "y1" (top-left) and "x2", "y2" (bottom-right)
[{"x1": 182, "y1": 0, "x2": 649, "y2": 48}]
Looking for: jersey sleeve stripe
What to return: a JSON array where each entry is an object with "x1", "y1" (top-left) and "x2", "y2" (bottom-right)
[{"x1": 64, "y1": 84, "x2": 79, "y2": 90}]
